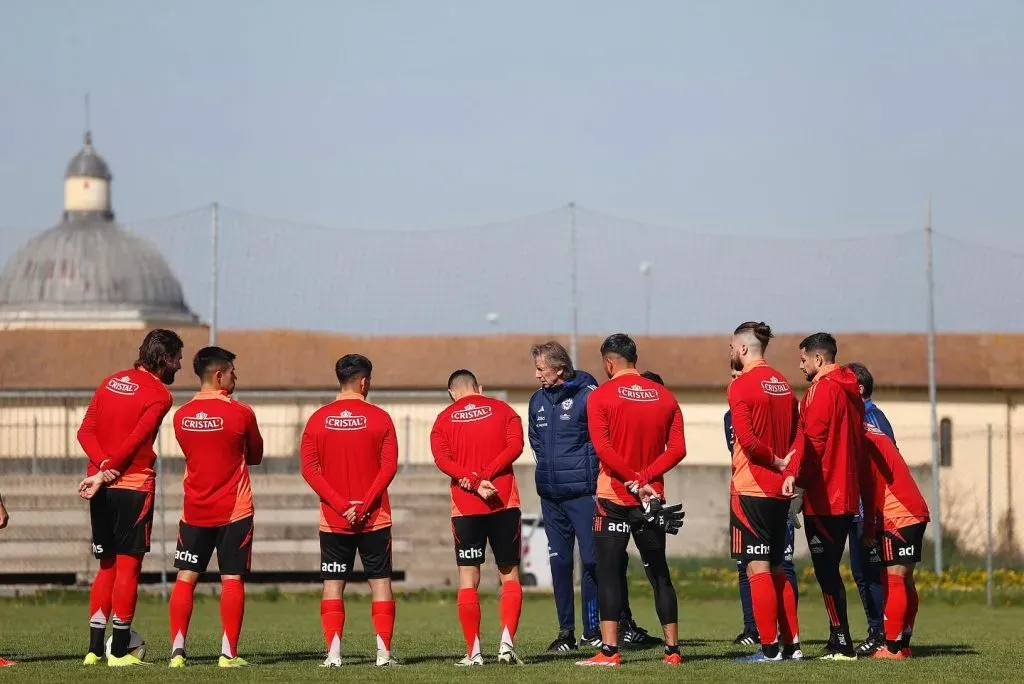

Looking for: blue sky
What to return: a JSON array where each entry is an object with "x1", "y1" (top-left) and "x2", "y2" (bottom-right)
[{"x1": 1, "y1": 1, "x2": 1022, "y2": 334}]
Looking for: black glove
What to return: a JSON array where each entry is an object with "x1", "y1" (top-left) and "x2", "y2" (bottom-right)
[{"x1": 641, "y1": 497, "x2": 686, "y2": 535}]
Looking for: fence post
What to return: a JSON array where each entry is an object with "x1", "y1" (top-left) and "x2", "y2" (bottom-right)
[
  {"x1": 986, "y1": 424, "x2": 994, "y2": 608},
  {"x1": 157, "y1": 432, "x2": 168, "y2": 601}
]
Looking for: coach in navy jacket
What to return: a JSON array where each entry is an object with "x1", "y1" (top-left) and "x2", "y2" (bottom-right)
[{"x1": 528, "y1": 342, "x2": 602, "y2": 648}]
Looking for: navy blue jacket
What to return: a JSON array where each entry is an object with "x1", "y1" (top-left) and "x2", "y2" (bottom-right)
[{"x1": 528, "y1": 370, "x2": 600, "y2": 500}]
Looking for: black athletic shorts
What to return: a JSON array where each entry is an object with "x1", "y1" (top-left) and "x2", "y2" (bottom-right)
[
  {"x1": 730, "y1": 495, "x2": 790, "y2": 565},
  {"x1": 90, "y1": 487, "x2": 154, "y2": 559},
  {"x1": 174, "y1": 516, "x2": 254, "y2": 575},
  {"x1": 451, "y1": 508, "x2": 522, "y2": 567},
  {"x1": 803, "y1": 514, "x2": 854, "y2": 562},
  {"x1": 880, "y1": 521, "x2": 927, "y2": 566},
  {"x1": 593, "y1": 498, "x2": 666, "y2": 554},
  {"x1": 320, "y1": 527, "x2": 393, "y2": 580}
]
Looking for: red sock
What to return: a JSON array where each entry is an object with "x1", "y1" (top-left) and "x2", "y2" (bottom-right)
[
  {"x1": 371, "y1": 600, "x2": 396, "y2": 652},
  {"x1": 169, "y1": 579, "x2": 196, "y2": 655},
  {"x1": 457, "y1": 588, "x2": 481, "y2": 657},
  {"x1": 904, "y1": 576, "x2": 919, "y2": 635},
  {"x1": 321, "y1": 599, "x2": 345, "y2": 656},
  {"x1": 884, "y1": 573, "x2": 908, "y2": 642},
  {"x1": 499, "y1": 581, "x2": 523, "y2": 647},
  {"x1": 111, "y1": 554, "x2": 143, "y2": 627},
  {"x1": 89, "y1": 557, "x2": 117, "y2": 628},
  {"x1": 749, "y1": 572, "x2": 779, "y2": 646},
  {"x1": 220, "y1": 578, "x2": 245, "y2": 658},
  {"x1": 773, "y1": 571, "x2": 800, "y2": 645}
]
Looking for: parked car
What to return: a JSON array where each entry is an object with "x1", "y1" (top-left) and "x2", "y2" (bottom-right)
[{"x1": 520, "y1": 513, "x2": 552, "y2": 588}]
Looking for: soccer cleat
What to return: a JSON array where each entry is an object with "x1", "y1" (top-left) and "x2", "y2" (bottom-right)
[
  {"x1": 575, "y1": 651, "x2": 621, "y2": 667},
  {"x1": 733, "y1": 631, "x2": 759, "y2": 647},
  {"x1": 497, "y1": 643, "x2": 523, "y2": 665},
  {"x1": 376, "y1": 650, "x2": 401, "y2": 667},
  {"x1": 0, "y1": 657, "x2": 14, "y2": 667},
  {"x1": 168, "y1": 655, "x2": 187, "y2": 668},
  {"x1": 871, "y1": 648, "x2": 905, "y2": 660},
  {"x1": 107, "y1": 653, "x2": 151, "y2": 667},
  {"x1": 547, "y1": 629, "x2": 578, "y2": 652},
  {"x1": 321, "y1": 655, "x2": 342, "y2": 668},
  {"x1": 82, "y1": 652, "x2": 103, "y2": 666},
  {"x1": 856, "y1": 632, "x2": 885, "y2": 656},
  {"x1": 819, "y1": 648, "x2": 858, "y2": 661},
  {"x1": 620, "y1": 619, "x2": 663, "y2": 648},
  {"x1": 579, "y1": 632, "x2": 604, "y2": 649},
  {"x1": 455, "y1": 654, "x2": 484, "y2": 667},
  {"x1": 733, "y1": 651, "x2": 782, "y2": 663},
  {"x1": 663, "y1": 652, "x2": 684, "y2": 665},
  {"x1": 218, "y1": 655, "x2": 249, "y2": 668},
  {"x1": 781, "y1": 644, "x2": 804, "y2": 661}
]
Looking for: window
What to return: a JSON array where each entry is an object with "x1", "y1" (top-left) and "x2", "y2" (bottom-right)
[{"x1": 939, "y1": 417, "x2": 953, "y2": 467}]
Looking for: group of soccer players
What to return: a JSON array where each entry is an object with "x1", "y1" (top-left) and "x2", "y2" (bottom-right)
[{"x1": 0, "y1": 321, "x2": 929, "y2": 668}]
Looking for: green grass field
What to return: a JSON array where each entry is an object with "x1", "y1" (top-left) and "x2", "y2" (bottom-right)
[{"x1": 0, "y1": 586, "x2": 1020, "y2": 682}]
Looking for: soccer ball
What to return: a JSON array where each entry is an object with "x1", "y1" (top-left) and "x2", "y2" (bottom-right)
[{"x1": 104, "y1": 629, "x2": 147, "y2": 661}]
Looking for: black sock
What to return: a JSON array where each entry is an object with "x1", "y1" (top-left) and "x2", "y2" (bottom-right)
[
  {"x1": 886, "y1": 639, "x2": 902, "y2": 655},
  {"x1": 665, "y1": 644, "x2": 680, "y2": 656},
  {"x1": 88, "y1": 627, "x2": 106, "y2": 656},
  {"x1": 902, "y1": 631, "x2": 912, "y2": 649},
  {"x1": 762, "y1": 643, "x2": 780, "y2": 658},
  {"x1": 601, "y1": 644, "x2": 619, "y2": 657},
  {"x1": 111, "y1": 623, "x2": 131, "y2": 658}
]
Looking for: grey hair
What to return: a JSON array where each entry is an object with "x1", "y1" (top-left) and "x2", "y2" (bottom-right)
[{"x1": 530, "y1": 341, "x2": 575, "y2": 378}]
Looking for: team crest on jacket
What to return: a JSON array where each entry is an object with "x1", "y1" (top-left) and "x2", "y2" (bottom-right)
[
  {"x1": 106, "y1": 375, "x2": 139, "y2": 396},
  {"x1": 618, "y1": 384, "x2": 658, "y2": 402},
  {"x1": 326, "y1": 410, "x2": 368, "y2": 431},
  {"x1": 452, "y1": 403, "x2": 493, "y2": 422},
  {"x1": 561, "y1": 398, "x2": 573, "y2": 410},
  {"x1": 760, "y1": 376, "x2": 791, "y2": 396},
  {"x1": 181, "y1": 411, "x2": 224, "y2": 432}
]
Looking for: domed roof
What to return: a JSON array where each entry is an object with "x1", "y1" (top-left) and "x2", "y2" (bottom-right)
[
  {"x1": 65, "y1": 132, "x2": 112, "y2": 181},
  {"x1": 0, "y1": 216, "x2": 198, "y2": 324}
]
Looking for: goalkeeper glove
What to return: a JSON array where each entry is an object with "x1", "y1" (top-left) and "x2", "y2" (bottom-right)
[{"x1": 641, "y1": 497, "x2": 686, "y2": 535}]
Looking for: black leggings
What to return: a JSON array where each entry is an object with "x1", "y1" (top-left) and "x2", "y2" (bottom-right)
[{"x1": 594, "y1": 501, "x2": 677, "y2": 626}]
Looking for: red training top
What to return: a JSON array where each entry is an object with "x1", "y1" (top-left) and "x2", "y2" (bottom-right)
[
  {"x1": 586, "y1": 369, "x2": 686, "y2": 507},
  {"x1": 728, "y1": 360, "x2": 799, "y2": 500},
  {"x1": 77, "y1": 367, "x2": 174, "y2": 493},
  {"x1": 173, "y1": 390, "x2": 264, "y2": 527},
  {"x1": 430, "y1": 394, "x2": 524, "y2": 517},
  {"x1": 300, "y1": 393, "x2": 399, "y2": 534},
  {"x1": 861, "y1": 424, "x2": 930, "y2": 538},
  {"x1": 783, "y1": 364, "x2": 866, "y2": 516}
]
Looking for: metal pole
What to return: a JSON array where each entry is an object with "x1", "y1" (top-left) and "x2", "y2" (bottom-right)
[
  {"x1": 569, "y1": 202, "x2": 579, "y2": 366},
  {"x1": 986, "y1": 423, "x2": 994, "y2": 608},
  {"x1": 157, "y1": 429, "x2": 168, "y2": 600},
  {"x1": 925, "y1": 196, "x2": 942, "y2": 574},
  {"x1": 209, "y1": 201, "x2": 220, "y2": 346}
]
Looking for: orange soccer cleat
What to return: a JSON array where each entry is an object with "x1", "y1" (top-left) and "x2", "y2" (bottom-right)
[
  {"x1": 663, "y1": 652, "x2": 684, "y2": 665},
  {"x1": 575, "y1": 651, "x2": 621, "y2": 667},
  {"x1": 871, "y1": 648, "x2": 906, "y2": 660}
]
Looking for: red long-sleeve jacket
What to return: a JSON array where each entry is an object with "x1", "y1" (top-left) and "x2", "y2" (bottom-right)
[
  {"x1": 861, "y1": 424, "x2": 930, "y2": 539},
  {"x1": 783, "y1": 364, "x2": 867, "y2": 516},
  {"x1": 728, "y1": 360, "x2": 799, "y2": 499}
]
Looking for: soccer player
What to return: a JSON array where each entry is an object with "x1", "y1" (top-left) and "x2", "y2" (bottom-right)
[
  {"x1": 782, "y1": 332, "x2": 868, "y2": 660},
  {"x1": 431, "y1": 370, "x2": 525, "y2": 666},
  {"x1": 859, "y1": 419, "x2": 929, "y2": 660},
  {"x1": 576, "y1": 334, "x2": 686, "y2": 667},
  {"x1": 845, "y1": 362, "x2": 895, "y2": 655},
  {"x1": 0, "y1": 486, "x2": 12, "y2": 667},
  {"x1": 168, "y1": 347, "x2": 264, "y2": 668},
  {"x1": 300, "y1": 354, "x2": 400, "y2": 668},
  {"x1": 726, "y1": 322, "x2": 801, "y2": 662},
  {"x1": 76, "y1": 329, "x2": 184, "y2": 666}
]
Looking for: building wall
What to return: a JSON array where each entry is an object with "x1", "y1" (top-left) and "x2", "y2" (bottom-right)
[{"x1": 0, "y1": 386, "x2": 1020, "y2": 555}]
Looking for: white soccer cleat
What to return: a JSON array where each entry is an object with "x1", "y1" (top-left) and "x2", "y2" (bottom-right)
[
  {"x1": 497, "y1": 643, "x2": 523, "y2": 665},
  {"x1": 455, "y1": 654, "x2": 484, "y2": 667},
  {"x1": 320, "y1": 655, "x2": 342, "y2": 668},
  {"x1": 376, "y1": 650, "x2": 400, "y2": 667}
]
